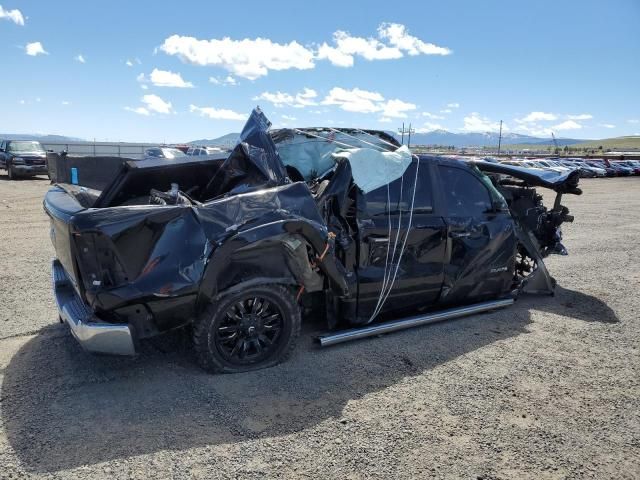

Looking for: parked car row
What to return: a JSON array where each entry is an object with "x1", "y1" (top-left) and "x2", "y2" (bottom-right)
[
  {"x1": 499, "y1": 157, "x2": 640, "y2": 178},
  {"x1": 143, "y1": 145, "x2": 227, "y2": 160}
]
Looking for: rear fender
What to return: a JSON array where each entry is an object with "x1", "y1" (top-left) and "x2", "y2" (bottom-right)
[{"x1": 197, "y1": 219, "x2": 350, "y2": 308}]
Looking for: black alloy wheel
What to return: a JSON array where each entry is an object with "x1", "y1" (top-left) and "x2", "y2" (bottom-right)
[
  {"x1": 216, "y1": 296, "x2": 283, "y2": 363},
  {"x1": 193, "y1": 284, "x2": 301, "y2": 373}
]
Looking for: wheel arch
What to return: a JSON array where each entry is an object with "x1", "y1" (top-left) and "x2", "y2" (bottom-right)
[{"x1": 196, "y1": 218, "x2": 349, "y2": 310}]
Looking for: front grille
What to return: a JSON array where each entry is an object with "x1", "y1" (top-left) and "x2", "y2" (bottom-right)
[{"x1": 24, "y1": 157, "x2": 46, "y2": 165}]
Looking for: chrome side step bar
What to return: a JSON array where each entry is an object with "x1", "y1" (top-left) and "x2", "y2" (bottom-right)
[{"x1": 317, "y1": 298, "x2": 514, "y2": 347}]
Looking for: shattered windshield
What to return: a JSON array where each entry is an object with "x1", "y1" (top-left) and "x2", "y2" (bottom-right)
[{"x1": 7, "y1": 141, "x2": 45, "y2": 153}]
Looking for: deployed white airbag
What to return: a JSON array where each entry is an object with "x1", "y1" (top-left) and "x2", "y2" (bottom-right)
[{"x1": 334, "y1": 145, "x2": 413, "y2": 193}]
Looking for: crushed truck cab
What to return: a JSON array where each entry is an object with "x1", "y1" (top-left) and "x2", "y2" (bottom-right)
[{"x1": 44, "y1": 108, "x2": 581, "y2": 373}]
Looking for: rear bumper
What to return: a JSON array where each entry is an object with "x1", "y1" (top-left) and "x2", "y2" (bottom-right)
[{"x1": 52, "y1": 259, "x2": 136, "y2": 355}]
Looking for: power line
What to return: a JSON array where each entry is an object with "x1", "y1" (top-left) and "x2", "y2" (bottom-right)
[{"x1": 398, "y1": 122, "x2": 415, "y2": 147}]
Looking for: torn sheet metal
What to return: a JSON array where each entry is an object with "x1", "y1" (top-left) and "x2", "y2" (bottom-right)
[
  {"x1": 270, "y1": 128, "x2": 402, "y2": 183},
  {"x1": 201, "y1": 107, "x2": 288, "y2": 199},
  {"x1": 473, "y1": 160, "x2": 582, "y2": 194}
]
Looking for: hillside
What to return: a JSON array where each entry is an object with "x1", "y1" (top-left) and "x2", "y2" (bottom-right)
[
  {"x1": 188, "y1": 133, "x2": 239, "y2": 146},
  {"x1": 398, "y1": 130, "x2": 586, "y2": 148},
  {"x1": 504, "y1": 136, "x2": 640, "y2": 151},
  {"x1": 569, "y1": 136, "x2": 640, "y2": 150},
  {"x1": 0, "y1": 133, "x2": 84, "y2": 142}
]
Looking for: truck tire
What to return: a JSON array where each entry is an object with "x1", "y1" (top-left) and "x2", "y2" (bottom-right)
[
  {"x1": 193, "y1": 284, "x2": 301, "y2": 373},
  {"x1": 7, "y1": 164, "x2": 16, "y2": 180}
]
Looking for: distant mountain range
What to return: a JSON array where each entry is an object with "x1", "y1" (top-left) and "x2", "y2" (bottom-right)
[
  {"x1": 187, "y1": 133, "x2": 239, "y2": 146},
  {"x1": 393, "y1": 130, "x2": 587, "y2": 147},
  {"x1": 186, "y1": 130, "x2": 587, "y2": 148},
  {"x1": 1, "y1": 130, "x2": 589, "y2": 148},
  {"x1": 0, "y1": 133, "x2": 84, "y2": 142}
]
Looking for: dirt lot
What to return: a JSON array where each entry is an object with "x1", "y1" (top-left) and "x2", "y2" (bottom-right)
[{"x1": 0, "y1": 175, "x2": 638, "y2": 479}]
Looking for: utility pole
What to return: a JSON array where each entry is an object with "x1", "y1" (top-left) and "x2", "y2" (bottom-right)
[
  {"x1": 398, "y1": 123, "x2": 415, "y2": 147},
  {"x1": 497, "y1": 120, "x2": 503, "y2": 155}
]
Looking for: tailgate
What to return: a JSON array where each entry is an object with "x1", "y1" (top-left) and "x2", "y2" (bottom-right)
[{"x1": 43, "y1": 186, "x2": 86, "y2": 288}]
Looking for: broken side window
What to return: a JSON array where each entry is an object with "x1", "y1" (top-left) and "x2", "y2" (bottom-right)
[
  {"x1": 439, "y1": 165, "x2": 492, "y2": 217},
  {"x1": 364, "y1": 162, "x2": 433, "y2": 216}
]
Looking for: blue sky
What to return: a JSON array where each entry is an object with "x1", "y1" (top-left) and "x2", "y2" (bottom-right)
[{"x1": 1, "y1": 0, "x2": 639, "y2": 142}]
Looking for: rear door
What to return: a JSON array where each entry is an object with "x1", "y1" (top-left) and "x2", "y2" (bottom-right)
[
  {"x1": 357, "y1": 160, "x2": 447, "y2": 319},
  {"x1": 436, "y1": 163, "x2": 516, "y2": 304}
]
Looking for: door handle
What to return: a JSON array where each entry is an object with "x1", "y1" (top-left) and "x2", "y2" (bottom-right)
[{"x1": 449, "y1": 231, "x2": 471, "y2": 238}]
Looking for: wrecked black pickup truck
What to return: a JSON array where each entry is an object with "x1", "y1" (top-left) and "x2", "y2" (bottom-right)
[{"x1": 44, "y1": 108, "x2": 581, "y2": 373}]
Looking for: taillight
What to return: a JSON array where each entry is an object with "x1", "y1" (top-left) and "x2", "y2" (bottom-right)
[{"x1": 73, "y1": 232, "x2": 128, "y2": 290}]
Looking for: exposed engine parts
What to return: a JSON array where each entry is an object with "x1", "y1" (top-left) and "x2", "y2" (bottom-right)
[{"x1": 149, "y1": 183, "x2": 192, "y2": 206}]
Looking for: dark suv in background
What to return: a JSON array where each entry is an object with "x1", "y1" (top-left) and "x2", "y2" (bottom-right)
[{"x1": 0, "y1": 140, "x2": 48, "y2": 179}]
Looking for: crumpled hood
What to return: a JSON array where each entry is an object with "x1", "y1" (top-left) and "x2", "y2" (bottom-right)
[{"x1": 472, "y1": 160, "x2": 582, "y2": 194}]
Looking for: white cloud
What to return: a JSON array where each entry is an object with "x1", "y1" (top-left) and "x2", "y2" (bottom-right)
[
  {"x1": 124, "y1": 106, "x2": 150, "y2": 116},
  {"x1": 18, "y1": 99, "x2": 25, "y2": 105},
  {"x1": 462, "y1": 112, "x2": 504, "y2": 132},
  {"x1": 415, "y1": 122, "x2": 445, "y2": 133},
  {"x1": 189, "y1": 104, "x2": 246, "y2": 120},
  {"x1": 553, "y1": 120, "x2": 582, "y2": 131},
  {"x1": 320, "y1": 87, "x2": 415, "y2": 118},
  {"x1": 317, "y1": 31, "x2": 402, "y2": 67},
  {"x1": 160, "y1": 34, "x2": 315, "y2": 80},
  {"x1": 61, "y1": 101, "x2": 71, "y2": 106},
  {"x1": 318, "y1": 23, "x2": 450, "y2": 68},
  {"x1": 515, "y1": 124, "x2": 553, "y2": 137},
  {"x1": 599, "y1": 123, "x2": 616, "y2": 129},
  {"x1": 281, "y1": 115, "x2": 297, "y2": 121},
  {"x1": 378, "y1": 23, "x2": 451, "y2": 56},
  {"x1": 0, "y1": 5, "x2": 24, "y2": 25},
  {"x1": 75, "y1": 54, "x2": 85, "y2": 63},
  {"x1": 380, "y1": 98, "x2": 416, "y2": 118},
  {"x1": 628, "y1": 119, "x2": 639, "y2": 124},
  {"x1": 125, "y1": 59, "x2": 133, "y2": 67},
  {"x1": 567, "y1": 114, "x2": 592, "y2": 120},
  {"x1": 440, "y1": 109, "x2": 452, "y2": 114},
  {"x1": 161, "y1": 23, "x2": 450, "y2": 78},
  {"x1": 422, "y1": 112, "x2": 445, "y2": 120},
  {"x1": 141, "y1": 94, "x2": 172, "y2": 114},
  {"x1": 517, "y1": 111, "x2": 558, "y2": 122},
  {"x1": 25, "y1": 42, "x2": 47, "y2": 56},
  {"x1": 146, "y1": 68, "x2": 194, "y2": 88},
  {"x1": 322, "y1": 87, "x2": 385, "y2": 113},
  {"x1": 446, "y1": 102, "x2": 460, "y2": 108},
  {"x1": 210, "y1": 75, "x2": 237, "y2": 86},
  {"x1": 254, "y1": 88, "x2": 318, "y2": 108},
  {"x1": 379, "y1": 117, "x2": 393, "y2": 123}
]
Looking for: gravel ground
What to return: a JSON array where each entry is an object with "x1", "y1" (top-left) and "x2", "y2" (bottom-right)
[{"x1": 0, "y1": 175, "x2": 638, "y2": 479}]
